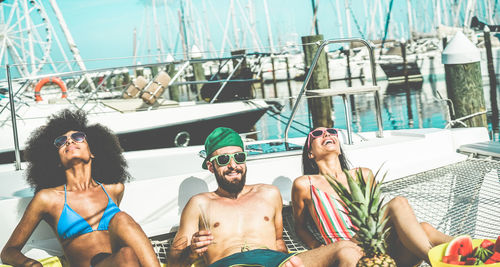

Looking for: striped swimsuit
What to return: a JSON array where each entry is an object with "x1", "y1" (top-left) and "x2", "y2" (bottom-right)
[{"x1": 309, "y1": 177, "x2": 355, "y2": 244}]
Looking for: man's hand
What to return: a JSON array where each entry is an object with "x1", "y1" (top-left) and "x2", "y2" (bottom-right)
[{"x1": 190, "y1": 230, "x2": 214, "y2": 257}]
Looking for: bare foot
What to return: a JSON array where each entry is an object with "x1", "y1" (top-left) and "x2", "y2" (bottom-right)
[{"x1": 282, "y1": 255, "x2": 305, "y2": 267}]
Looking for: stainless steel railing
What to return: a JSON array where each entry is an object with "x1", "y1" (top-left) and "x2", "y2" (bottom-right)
[{"x1": 284, "y1": 38, "x2": 384, "y2": 145}]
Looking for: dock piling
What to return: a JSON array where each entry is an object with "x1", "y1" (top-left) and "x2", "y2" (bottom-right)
[
  {"x1": 301, "y1": 34, "x2": 333, "y2": 128},
  {"x1": 285, "y1": 56, "x2": 292, "y2": 96},
  {"x1": 191, "y1": 56, "x2": 204, "y2": 101},
  {"x1": 231, "y1": 50, "x2": 253, "y2": 99},
  {"x1": 166, "y1": 63, "x2": 180, "y2": 101},
  {"x1": 442, "y1": 31, "x2": 487, "y2": 128}
]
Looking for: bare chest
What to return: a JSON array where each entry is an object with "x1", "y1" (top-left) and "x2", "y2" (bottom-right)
[{"x1": 203, "y1": 198, "x2": 276, "y2": 234}]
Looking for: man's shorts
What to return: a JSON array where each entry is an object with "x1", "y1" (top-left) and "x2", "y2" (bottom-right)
[{"x1": 207, "y1": 249, "x2": 296, "y2": 267}]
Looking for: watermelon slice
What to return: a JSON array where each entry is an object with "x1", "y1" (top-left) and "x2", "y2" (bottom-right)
[
  {"x1": 494, "y1": 236, "x2": 500, "y2": 253},
  {"x1": 442, "y1": 255, "x2": 461, "y2": 263},
  {"x1": 489, "y1": 252, "x2": 500, "y2": 262},
  {"x1": 445, "y1": 235, "x2": 474, "y2": 257},
  {"x1": 481, "y1": 239, "x2": 495, "y2": 251},
  {"x1": 465, "y1": 257, "x2": 477, "y2": 265}
]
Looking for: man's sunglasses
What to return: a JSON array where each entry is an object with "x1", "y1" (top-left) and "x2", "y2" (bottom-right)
[
  {"x1": 307, "y1": 128, "x2": 339, "y2": 151},
  {"x1": 209, "y1": 152, "x2": 247, "y2": 166},
  {"x1": 54, "y1": 132, "x2": 86, "y2": 148}
]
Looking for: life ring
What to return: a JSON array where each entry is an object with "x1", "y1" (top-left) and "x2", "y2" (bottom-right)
[{"x1": 34, "y1": 77, "x2": 67, "y2": 102}]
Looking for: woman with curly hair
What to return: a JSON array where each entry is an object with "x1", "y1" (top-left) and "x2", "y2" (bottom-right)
[
  {"x1": 1, "y1": 109, "x2": 160, "y2": 267},
  {"x1": 291, "y1": 127, "x2": 453, "y2": 266}
]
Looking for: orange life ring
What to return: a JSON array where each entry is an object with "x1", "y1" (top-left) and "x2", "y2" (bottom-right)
[{"x1": 34, "y1": 77, "x2": 67, "y2": 102}]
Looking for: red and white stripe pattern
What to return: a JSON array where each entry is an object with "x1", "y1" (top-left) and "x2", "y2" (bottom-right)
[{"x1": 309, "y1": 178, "x2": 355, "y2": 244}]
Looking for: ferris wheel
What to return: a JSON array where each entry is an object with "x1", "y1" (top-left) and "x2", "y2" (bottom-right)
[{"x1": 0, "y1": 0, "x2": 53, "y2": 78}]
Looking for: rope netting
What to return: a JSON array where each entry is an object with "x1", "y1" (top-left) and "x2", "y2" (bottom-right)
[{"x1": 382, "y1": 158, "x2": 500, "y2": 239}]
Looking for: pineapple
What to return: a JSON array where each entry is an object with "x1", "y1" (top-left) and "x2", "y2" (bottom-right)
[{"x1": 326, "y1": 169, "x2": 397, "y2": 267}]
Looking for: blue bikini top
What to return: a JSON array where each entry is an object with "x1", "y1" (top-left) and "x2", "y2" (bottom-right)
[{"x1": 56, "y1": 182, "x2": 121, "y2": 240}]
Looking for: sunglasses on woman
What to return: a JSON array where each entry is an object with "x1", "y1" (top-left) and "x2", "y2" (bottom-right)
[
  {"x1": 307, "y1": 128, "x2": 339, "y2": 151},
  {"x1": 209, "y1": 151, "x2": 247, "y2": 166},
  {"x1": 54, "y1": 132, "x2": 86, "y2": 148}
]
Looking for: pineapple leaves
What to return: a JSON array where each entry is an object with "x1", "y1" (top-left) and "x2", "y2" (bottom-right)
[{"x1": 326, "y1": 166, "x2": 392, "y2": 256}]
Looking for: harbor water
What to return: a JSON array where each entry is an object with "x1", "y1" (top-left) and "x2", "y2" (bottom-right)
[{"x1": 253, "y1": 76, "x2": 451, "y2": 141}]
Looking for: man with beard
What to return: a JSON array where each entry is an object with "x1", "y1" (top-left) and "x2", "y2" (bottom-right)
[{"x1": 169, "y1": 127, "x2": 362, "y2": 267}]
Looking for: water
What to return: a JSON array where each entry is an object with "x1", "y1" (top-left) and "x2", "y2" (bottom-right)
[{"x1": 253, "y1": 76, "x2": 451, "y2": 141}]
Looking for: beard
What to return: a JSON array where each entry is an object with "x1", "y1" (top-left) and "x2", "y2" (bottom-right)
[{"x1": 214, "y1": 165, "x2": 246, "y2": 194}]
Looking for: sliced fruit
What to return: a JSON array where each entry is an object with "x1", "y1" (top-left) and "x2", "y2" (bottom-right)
[
  {"x1": 494, "y1": 236, "x2": 500, "y2": 253},
  {"x1": 465, "y1": 257, "x2": 477, "y2": 265},
  {"x1": 445, "y1": 235, "x2": 474, "y2": 257},
  {"x1": 489, "y1": 252, "x2": 500, "y2": 262},
  {"x1": 481, "y1": 239, "x2": 495, "y2": 251},
  {"x1": 485, "y1": 259, "x2": 497, "y2": 264},
  {"x1": 475, "y1": 246, "x2": 494, "y2": 262},
  {"x1": 442, "y1": 254, "x2": 461, "y2": 263}
]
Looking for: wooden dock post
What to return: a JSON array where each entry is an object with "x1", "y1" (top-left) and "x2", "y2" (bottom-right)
[
  {"x1": 285, "y1": 56, "x2": 292, "y2": 96},
  {"x1": 401, "y1": 42, "x2": 414, "y2": 127},
  {"x1": 260, "y1": 69, "x2": 266, "y2": 99},
  {"x1": 191, "y1": 57, "x2": 204, "y2": 101},
  {"x1": 166, "y1": 63, "x2": 179, "y2": 101},
  {"x1": 151, "y1": 66, "x2": 159, "y2": 77},
  {"x1": 484, "y1": 27, "x2": 499, "y2": 135},
  {"x1": 231, "y1": 49, "x2": 253, "y2": 99},
  {"x1": 442, "y1": 31, "x2": 487, "y2": 127},
  {"x1": 122, "y1": 70, "x2": 130, "y2": 85},
  {"x1": 301, "y1": 34, "x2": 333, "y2": 128},
  {"x1": 271, "y1": 55, "x2": 277, "y2": 97},
  {"x1": 135, "y1": 67, "x2": 144, "y2": 78}
]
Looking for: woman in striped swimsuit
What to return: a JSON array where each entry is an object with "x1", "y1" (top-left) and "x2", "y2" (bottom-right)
[{"x1": 291, "y1": 127, "x2": 452, "y2": 266}]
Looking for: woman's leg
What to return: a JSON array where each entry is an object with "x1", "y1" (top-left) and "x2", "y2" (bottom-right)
[
  {"x1": 296, "y1": 240, "x2": 362, "y2": 267},
  {"x1": 385, "y1": 196, "x2": 452, "y2": 264},
  {"x1": 94, "y1": 247, "x2": 139, "y2": 267},
  {"x1": 106, "y1": 211, "x2": 160, "y2": 267}
]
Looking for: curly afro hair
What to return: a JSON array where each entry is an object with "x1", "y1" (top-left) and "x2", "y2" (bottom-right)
[{"x1": 24, "y1": 109, "x2": 131, "y2": 192}]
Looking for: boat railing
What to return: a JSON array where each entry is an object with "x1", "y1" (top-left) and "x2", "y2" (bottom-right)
[{"x1": 284, "y1": 38, "x2": 384, "y2": 145}]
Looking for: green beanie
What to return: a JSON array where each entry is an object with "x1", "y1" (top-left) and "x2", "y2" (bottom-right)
[{"x1": 202, "y1": 127, "x2": 244, "y2": 169}]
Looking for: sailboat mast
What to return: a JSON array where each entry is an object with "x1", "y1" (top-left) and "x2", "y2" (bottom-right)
[
  {"x1": 345, "y1": 0, "x2": 352, "y2": 37},
  {"x1": 152, "y1": 0, "x2": 164, "y2": 62},
  {"x1": 434, "y1": 0, "x2": 441, "y2": 29},
  {"x1": 230, "y1": 0, "x2": 240, "y2": 49},
  {"x1": 263, "y1": 0, "x2": 275, "y2": 53},
  {"x1": 310, "y1": 0, "x2": 319, "y2": 35},
  {"x1": 180, "y1": 1, "x2": 189, "y2": 59},
  {"x1": 47, "y1": 0, "x2": 96, "y2": 91},
  {"x1": 406, "y1": 0, "x2": 413, "y2": 40},
  {"x1": 48, "y1": 0, "x2": 88, "y2": 73},
  {"x1": 335, "y1": 0, "x2": 344, "y2": 37},
  {"x1": 133, "y1": 28, "x2": 137, "y2": 65}
]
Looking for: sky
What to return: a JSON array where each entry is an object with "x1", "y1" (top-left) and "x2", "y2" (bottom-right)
[
  {"x1": 51, "y1": 0, "x2": 427, "y2": 67},
  {"x1": 2, "y1": 0, "x2": 498, "y2": 74}
]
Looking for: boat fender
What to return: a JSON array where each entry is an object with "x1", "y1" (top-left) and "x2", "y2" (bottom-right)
[
  {"x1": 174, "y1": 131, "x2": 190, "y2": 147},
  {"x1": 123, "y1": 76, "x2": 148, "y2": 99},
  {"x1": 141, "y1": 71, "x2": 171, "y2": 105},
  {"x1": 34, "y1": 77, "x2": 67, "y2": 102}
]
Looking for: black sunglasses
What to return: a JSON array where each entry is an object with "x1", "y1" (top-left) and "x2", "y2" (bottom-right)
[
  {"x1": 209, "y1": 152, "x2": 247, "y2": 166},
  {"x1": 54, "y1": 132, "x2": 86, "y2": 148}
]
